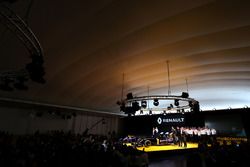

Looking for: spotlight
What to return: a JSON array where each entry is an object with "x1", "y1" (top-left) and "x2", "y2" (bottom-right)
[
  {"x1": 140, "y1": 110, "x2": 143, "y2": 115},
  {"x1": 153, "y1": 99, "x2": 159, "y2": 106},
  {"x1": 174, "y1": 99, "x2": 179, "y2": 106},
  {"x1": 141, "y1": 100, "x2": 147, "y2": 108},
  {"x1": 120, "y1": 102, "x2": 126, "y2": 112},
  {"x1": 132, "y1": 101, "x2": 140, "y2": 111},
  {"x1": 167, "y1": 104, "x2": 173, "y2": 110},
  {"x1": 126, "y1": 93, "x2": 133, "y2": 99},
  {"x1": 163, "y1": 110, "x2": 166, "y2": 115},
  {"x1": 189, "y1": 101, "x2": 193, "y2": 107},
  {"x1": 149, "y1": 110, "x2": 152, "y2": 115},
  {"x1": 182, "y1": 92, "x2": 189, "y2": 98},
  {"x1": 124, "y1": 106, "x2": 137, "y2": 116}
]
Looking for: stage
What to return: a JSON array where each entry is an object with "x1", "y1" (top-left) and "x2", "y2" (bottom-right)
[{"x1": 136, "y1": 143, "x2": 199, "y2": 152}]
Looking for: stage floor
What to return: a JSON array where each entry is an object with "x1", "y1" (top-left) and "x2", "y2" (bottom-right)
[{"x1": 136, "y1": 143, "x2": 199, "y2": 152}]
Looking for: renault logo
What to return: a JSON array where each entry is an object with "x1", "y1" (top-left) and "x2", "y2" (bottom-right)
[{"x1": 157, "y1": 117, "x2": 162, "y2": 124}]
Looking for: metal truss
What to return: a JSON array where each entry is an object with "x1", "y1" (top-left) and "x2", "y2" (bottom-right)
[{"x1": 0, "y1": 2, "x2": 44, "y2": 86}]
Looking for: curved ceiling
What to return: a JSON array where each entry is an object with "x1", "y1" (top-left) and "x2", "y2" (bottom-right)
[{"x1": 1, "y1": 0, "x2": 250, "y2": 114}]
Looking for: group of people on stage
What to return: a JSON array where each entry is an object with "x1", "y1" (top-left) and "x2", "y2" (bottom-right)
[{"x1": 152, "y1": 126, "x2": 217, "y2": 147}]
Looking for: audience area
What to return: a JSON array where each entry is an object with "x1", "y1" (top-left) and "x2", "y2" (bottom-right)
[
  {"x1": 187, "y1": 138, "x2": 250, "y2": 167},
  {"x1": 0, "y1": 131, "x2": 148, "y2": 167},
  {"x1": 1, "y1": 130, "x2": 250, "y2": 167}
]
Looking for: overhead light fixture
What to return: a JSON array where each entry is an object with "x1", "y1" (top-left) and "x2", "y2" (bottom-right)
[
  {"x1": 141, "y1": 100, "x2": 147, "y2": 108},
  {"x1": 174, "y1": 99, "x2": 179, "y2": 106},
  {"x1": 126, "y1": 93, "x2": 133, "y2": 99},
  {"x1": 163, "y1": 110, "x2": 166, "y2": 115},
  {"x1": 189, "y1": 101, "x2": 193, "y2": 107},
  {"x1": 140, "y1": 110, "x2": 143, "y2": 115},
  {"x1": 149, "y1": 110, "x2": 152, "y2": 115},
  {"x1": 117, "y1": 61, "x2": 199, "y2": 116},
  {"x1": 0, "y1": 4, "x2": 45, "y2": 91},
  {"x1": 118, "y1": 94, "x2": 199, "y2": 116},
  {"x1": 182, "y1": 92, "x2": 189, "y2": 98},
  {"x1": 153, "y1": 99, "x2": 159, "y2": 106},
  {"x1": 132, "y1": 101, "x2": 140, "y2": 111}
]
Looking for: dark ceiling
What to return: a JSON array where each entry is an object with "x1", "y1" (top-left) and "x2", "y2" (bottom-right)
[{"x1": 0, "y1": 0, "x2": 250, "y2": 115}]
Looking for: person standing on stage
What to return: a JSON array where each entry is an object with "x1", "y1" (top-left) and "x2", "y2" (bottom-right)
[
  {"x1": 171, "y1": 126, "x2": 178, "y2": 145},
  {"x1": 176, "y1": 127, "x2": 181, "y2": 146},
  {"x1": 183, "y1": 132, "x2": 187, "y2": 148},
  {"x1": 155, "y1": 127, "x2": 159, "y2": 137},
  {"x1": 180, "y1": 127, "x2": 185, "y2": 147},
  {"x1": 152, "y1": 127, "x2": 159, "y2": 138},
  {"x1": 152, "y1": 127, "x2": 155, "y2": 137}
]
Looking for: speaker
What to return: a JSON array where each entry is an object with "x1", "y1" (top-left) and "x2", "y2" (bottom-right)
[
  {"x1": 181, "y1": 92, "x2": 189, "y2": 98},
  {"x1": 126, "y1": 93, "x2": 133, "y2": 99}
]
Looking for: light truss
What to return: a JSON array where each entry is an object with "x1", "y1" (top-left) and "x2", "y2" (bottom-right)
[
  {"x1": 117, "y1": 93, "x2": 200, "y2": 116},
  {"x1": 0, "y1": 2, "x2": 45, "y2": 90}
]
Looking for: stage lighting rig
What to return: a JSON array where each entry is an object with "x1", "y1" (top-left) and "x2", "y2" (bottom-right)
[
  {"x1": 0, "y1": 2, "x2": 45, "y2": 91},
  {"x1": 117, "y1": 92, "x2": 199, "y2": 116},
  {"x1": 117, "y1": 61, "x2": 199, "y2": 116}
]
